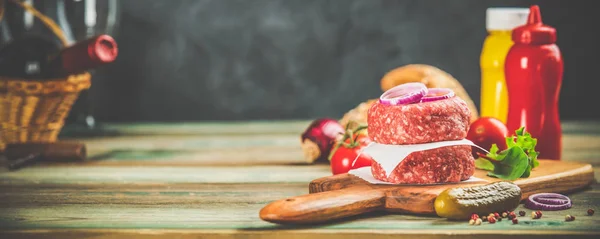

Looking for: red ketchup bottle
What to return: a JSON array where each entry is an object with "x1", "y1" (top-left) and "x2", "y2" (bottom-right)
[{"x1": 505, "y1": 5, "x2": 563, "y2": 160}]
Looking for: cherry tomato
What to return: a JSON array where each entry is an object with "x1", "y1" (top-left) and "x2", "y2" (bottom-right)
[
  {"x1": 330, "y1": 129, "x2": 373, "y2": 175},
  {"x1": 330, "y1": 147, "x2": 356, "y2": 175},
  {"x1": 350, "y1": 152, "x2": 373, "y2": 170},
  {"x1": 467, "y1": 117, "x2": 509, "y2": 157}
]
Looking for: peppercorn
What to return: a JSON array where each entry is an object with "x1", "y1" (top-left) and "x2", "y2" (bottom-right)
[
  {"x1": 494, "y1": 212, "x2": 500, "y2": 219},
  {"x1": 502, "y1": 212, "x2": 508, "y2": 218},
  {"x1": 512, "y1": 218, "x2": 518, "y2": 224},
  {"x1": 588, "y1": 209, "x2": 595, "y2": 216},
  {"x1": 497, "y1": 217, "x2": 502, "y2": 222},
  {"x1": 565, "y1": 215, "x2": 575, "y2": 222},
  {"x1": 519, "y1": 211, "x2": 526, "y2": 217},
  {"x1": 488, "y1": 213, "x2": 495, "y2": 219},
  {"x1": 469, "y1": 219, "x2": 475, "y2": 225},
  {"x1": 475, "y1": 218, "x2": 482, "y2": 225},
  {"x1": 481, "y1": 215, "x2": 488, "y2": 222},
  {"x1": 471, "y1": 213, "x2": 479, "y2": 220},
  {"x1": 488, "y1": 216, "x2": 496, "y2": 224},
  {"x1": 509, "y1": 211, "x2": 517, "y2": 219},
  {"x1": 531, "y1": 211, "x2": 542, "y2": 219}
]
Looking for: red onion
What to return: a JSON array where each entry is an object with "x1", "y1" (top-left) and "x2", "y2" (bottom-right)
[
  {"x1": 300, "y1": 118, "x2": 344, "y2": 163},
  {"x1": 379, "y1": 82, "x2": 427, "y2": 105},
  {"x1": 524, "y1": 193, "x2": 572, "y2": 211},
  {"x1": 421, "y1": 88, "x2": 455, "y2": 102}
]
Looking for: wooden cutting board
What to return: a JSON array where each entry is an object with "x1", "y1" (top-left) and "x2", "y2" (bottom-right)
[{"x1": 259, "y1": 160, "x2": 595, "y2": 224}]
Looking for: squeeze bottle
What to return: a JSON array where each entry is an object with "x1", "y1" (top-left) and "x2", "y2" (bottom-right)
[
  {"x1": 505, "y1": 5, "x2": 564, "y2": 160},
  {"x1": 479, "y1": 8, "x2": 529, "y2": 123}
]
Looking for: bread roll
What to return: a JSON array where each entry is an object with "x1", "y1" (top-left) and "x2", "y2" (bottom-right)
[
  {"x1": 339, "y1": 99, "x2": 377, "y2": 130},
  {"x1": 339, "y1": 64, "x2": 479, "y2": 129},
  {"x1": 380, "y1": 64, "x2": 479, "y2": 123}
]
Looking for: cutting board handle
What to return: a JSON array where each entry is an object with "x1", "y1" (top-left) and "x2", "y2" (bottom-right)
[{"x1": 259, "y1": 186, "x2": 385, "y2": 224}]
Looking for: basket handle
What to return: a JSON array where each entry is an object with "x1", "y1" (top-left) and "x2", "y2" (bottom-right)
[{"x1": 0, "y1": 0, "x2": 69, "y2": 47}]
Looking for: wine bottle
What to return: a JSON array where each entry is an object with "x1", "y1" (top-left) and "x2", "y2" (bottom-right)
[
  {"x1": 45, "y1": 34, "x2": 118, "y2": 78},
  {"x1": 0, "y1": 34, "x2": 61, "y2": 79}
]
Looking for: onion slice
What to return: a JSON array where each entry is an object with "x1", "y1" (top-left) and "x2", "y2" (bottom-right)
[
  {"x1": 421, "y1": 88, "x2": 455, "y2": 102},
  {"x1": 379, "y1": 82, "x2": 427, "y2": 106},
  {"x1": 524, "y1": 193, "x2": 572, "y2": 211}
]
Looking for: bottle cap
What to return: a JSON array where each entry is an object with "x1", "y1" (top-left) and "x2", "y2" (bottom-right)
[
  {"x1": 486, "y1": 7, "x2": 530, "y2": 31},
  {"x1": 512, "y1": 5, "x2": 557, "y2": 44}
]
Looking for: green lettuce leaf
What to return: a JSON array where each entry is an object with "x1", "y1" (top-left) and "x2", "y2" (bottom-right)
[
  {"x1": 486, "y1": 146, "x2": 529, "y2": 180},
  {"x1": 475, "y1": 127, "x2": 540, "y2": 180},
  {"x1": 475, "y1": 158, "x2": 495, "y2": 171},
  {"x1": 521, "y1": 164, "x2": 532, "y2": 178}
]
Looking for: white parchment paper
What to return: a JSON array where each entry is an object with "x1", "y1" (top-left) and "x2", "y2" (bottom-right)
[
  {"x1": 348, "y1": 166, "x2": 487, "y2": 185},
  {"x1": 354, "y1": 139, "x2": 490, "y2": 178}
]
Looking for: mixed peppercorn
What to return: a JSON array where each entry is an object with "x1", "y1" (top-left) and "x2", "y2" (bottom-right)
[
  {"x1": 565, "y1": 215, "x2": 575, "y2": 221},
  {"x1": 531, "y1": 210, "x2": 543, "y2": 219},
  {"x1": 467, "y1": 208, "x2": 594, "y2": 225}
]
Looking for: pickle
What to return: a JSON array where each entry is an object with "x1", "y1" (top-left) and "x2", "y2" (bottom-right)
[{"x1": 434, "y1": 181, "x2": 522, "y2": 220}]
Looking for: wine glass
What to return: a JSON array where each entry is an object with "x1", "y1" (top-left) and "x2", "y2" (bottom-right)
[{"x1": 0, "y1": 0, "x2": 121, "y2": 131}]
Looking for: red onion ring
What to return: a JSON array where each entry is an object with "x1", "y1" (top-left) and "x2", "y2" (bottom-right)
[
  {"x1": 379, "y1": 82, "x2": 427, "y2": 105},
  {"x1": 535, "y1": 197, "x2": 569, "y2": 205},
  {"x1": 524, "y1": 193, "x2": 572, "y2": 211},
  {"x1": 420, "y1": 88, "x2": 455, "y2": 102}
]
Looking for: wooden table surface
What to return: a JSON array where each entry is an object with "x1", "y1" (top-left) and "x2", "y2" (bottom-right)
[{"x1": 1, "y1": 120, "x2": 599, "y2": 239}]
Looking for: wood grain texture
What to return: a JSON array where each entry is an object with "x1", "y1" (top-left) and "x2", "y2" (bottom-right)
[
  {"x1": 0, "y1": 183, "x2": 599, "y2": 233},
  {"x1": 1, "y1": 229, "x2": 600, "y2": 239},
  {"x1": 260, "y1": 160, "x2": 595, "y2": 224},
  {"x1": 57, "y1": 121, "x2": 600, "y2": 167},
  {"x1": 0, "y1": 165, "x2": 331, "y2": 185},
  {"x1": 260, "y1": 185, "x2": 385, "y2": 224},
  {"x1": 0, "y1": 121, "x2": 599, "y2": 239}
]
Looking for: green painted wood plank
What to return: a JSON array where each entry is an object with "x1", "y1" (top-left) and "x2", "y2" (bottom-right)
[
  {"x1": 2, "y1": 120, "x2": 599, "y2": 238},
  {"x1": 0, "y1": 184, "x2": 598, "y2": 231},
  {"x1": 61, "y1": 120, "x2": 312, "y2": 137},
  {"x1": 78, "y1": 134, "x2": 307, "y2": 165},
  {"x1": 73, "y1": 133, "x2": 599, "y2": 166},
  {"x1": 1, "y1": 230, "x2": 599, "y2": 239},
  {"x1": 0, "y1": 165, "x2": 331, "y2": 185}
]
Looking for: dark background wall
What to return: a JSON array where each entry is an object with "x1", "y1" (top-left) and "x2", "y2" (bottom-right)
[{"x1": 8, "y1": 0, "x2": 600, "y2": 122}]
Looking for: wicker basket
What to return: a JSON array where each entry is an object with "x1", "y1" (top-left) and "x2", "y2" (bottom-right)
[{"x1": 0, "y1": 0, "x2": 92, "y2": 150}]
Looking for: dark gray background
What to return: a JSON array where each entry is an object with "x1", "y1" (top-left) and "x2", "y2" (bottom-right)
[{"x1": 20, "y1": 0, "x2": 600, "y2": 122}]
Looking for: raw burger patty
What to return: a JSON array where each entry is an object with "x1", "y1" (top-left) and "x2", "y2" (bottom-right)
[
  {"x1": 371, "y1": 145, "x2": 474, "y2": 184},
  {"x1": 367, "y1": 96, "x2": 471, "y2": 145}
]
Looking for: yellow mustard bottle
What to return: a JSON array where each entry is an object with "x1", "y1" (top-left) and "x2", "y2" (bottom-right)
[{"x1": 480, "y1": 8, "x2": 529, "y2": 123}]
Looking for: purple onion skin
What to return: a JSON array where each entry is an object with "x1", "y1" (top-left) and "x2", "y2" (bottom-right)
[{"x1": 301, "y1": 118, "x2": 344, "y2": 160}]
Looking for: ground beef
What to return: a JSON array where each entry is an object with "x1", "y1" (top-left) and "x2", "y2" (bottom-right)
[
  {"x1": 460, "y1": 151, "x2": 475, "y2": 181},
  {"x1": 371, "y1": 145, "x2": 474, "y2": 184},
  {"x1": 367, "y1": 96, "x2": 471, "y2": 145}
]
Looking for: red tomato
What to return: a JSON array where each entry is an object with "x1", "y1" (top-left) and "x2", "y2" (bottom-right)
[
  {"x1": 467, "y1": 117, "x2": 509, "y2": 157},
  {"x1": 330, "y1": 147, "x2": 356, "y2": 175},
  {"x1": 330, "y1": 132, "x2": 373, "y2": 175},
  {"x1": 351, "y1": 152, "x2": 373, "y2": 170}
]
